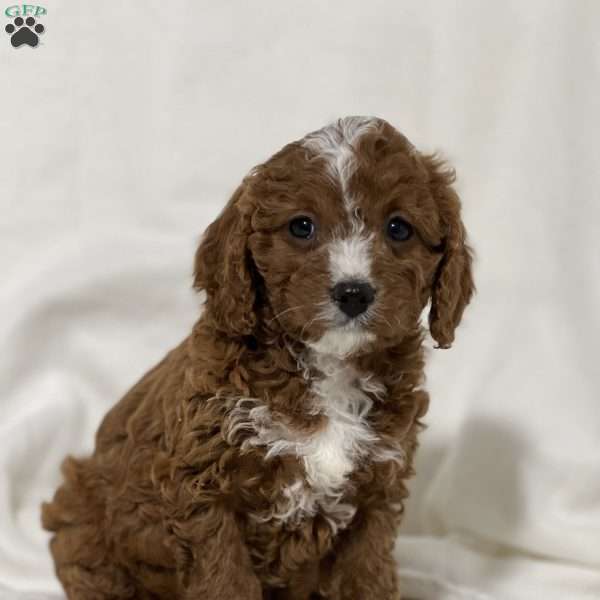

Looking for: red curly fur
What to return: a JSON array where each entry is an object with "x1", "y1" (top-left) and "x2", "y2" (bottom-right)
[{"x1": 42, "y1": 117, "x2": 474, "y2": 600}]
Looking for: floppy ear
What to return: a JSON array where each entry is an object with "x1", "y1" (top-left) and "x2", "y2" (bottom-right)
[
  {"x1": 425, "y1": 157, "x2": 475, "y2": 349},
  {"x1": 193, "y1": 183, "x2": 257, "y2": 337}
]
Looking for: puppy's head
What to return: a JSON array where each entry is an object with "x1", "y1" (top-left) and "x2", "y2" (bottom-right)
[{"x1": 194, "y1": 117, "x2": 474, "y2": 356}]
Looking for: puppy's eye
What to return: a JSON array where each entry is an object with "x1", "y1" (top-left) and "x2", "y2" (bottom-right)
[
  {"x1": 386, "y1": 216, "x2": 413, "y2": 242},
  {"x1": 289, "y1": 216, "x2": 315, "y2": 240}
]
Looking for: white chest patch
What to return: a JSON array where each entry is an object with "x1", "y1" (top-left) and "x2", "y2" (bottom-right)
[
  {"x1": 226, "y1": 353, "x2": 404, "y2": 532},
  {"x1": 303, "y1": 355, "x2": 378, "y2": 492}
]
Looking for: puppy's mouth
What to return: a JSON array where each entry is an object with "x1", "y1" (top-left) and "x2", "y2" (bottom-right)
[
  {"x1": 336, "y1": 309, "x2": 372, "y2": 327},
  {"x1": 308, "y1": 314, "x2": 376, "y2": 358},
  {"x1": 308, "y1": 326, "x2": 375, "y2": 358}
]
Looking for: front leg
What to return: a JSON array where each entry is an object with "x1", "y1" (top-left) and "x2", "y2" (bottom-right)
[
  {"x1": 172, "y1": 505, "x2": 262, "y2": 600},
  {"x1": 327, "y1": 505, "x2": 401, "y2": 600}
]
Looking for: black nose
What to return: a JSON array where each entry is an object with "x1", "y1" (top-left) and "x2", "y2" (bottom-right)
[{"x1": 331, "y1": 281, "x2": 375, "y2": 318}]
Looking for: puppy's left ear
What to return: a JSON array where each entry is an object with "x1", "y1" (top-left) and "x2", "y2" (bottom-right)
[
  {"x1": 193, "y1": 182, "x2": 257, "y2": 337},
  {"x1": 425, "y1": 157, "x2": 475, "y2": 348}
]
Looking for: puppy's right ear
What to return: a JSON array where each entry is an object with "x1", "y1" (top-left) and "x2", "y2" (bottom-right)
[{"x1": 193, "y1": 183, "x2": 256, "y2": 337}]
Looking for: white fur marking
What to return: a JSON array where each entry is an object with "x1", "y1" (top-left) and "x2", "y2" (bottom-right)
[
  {"x1": 308, "y1": 328, "x2": 375, "y2": 359},
  {"x1": 302, "y1": 116, "x2": 380, "y2": 218},
  {"x1": 328, "y1": 234, "x2": 373, "y2": 285},
  {"x1": 303, "y1": 119, "x2": 380, "y2": 340},
  {"x1": 226, "y1": 352, "x2": 405, "y2": 532}
]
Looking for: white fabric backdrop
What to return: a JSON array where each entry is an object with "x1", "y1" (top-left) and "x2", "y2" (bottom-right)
[{"x1": 1, "y1": 1, "x2": 599, "y2": 598}]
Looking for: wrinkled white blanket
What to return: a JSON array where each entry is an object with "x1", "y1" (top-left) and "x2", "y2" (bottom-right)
[{"x1": 1, "y1": 1, "x2": 599, "y2": 598}]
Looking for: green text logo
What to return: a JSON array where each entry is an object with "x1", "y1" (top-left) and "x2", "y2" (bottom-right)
[{"x1": 5, "y1": 4, "x2": 46, "y2": 17}]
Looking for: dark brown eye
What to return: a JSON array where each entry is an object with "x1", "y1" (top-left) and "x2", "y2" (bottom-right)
[
  {"x1": 386, "y1": 216, "x2": 413, "y2": 242},
  {"x1": 289, "y1": 216, "x2": 315, "y2": 240}
]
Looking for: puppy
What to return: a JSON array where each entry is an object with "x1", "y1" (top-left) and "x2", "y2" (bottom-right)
[{"x1": 42, "y1": 116, "x2": 474, "y2": 600}]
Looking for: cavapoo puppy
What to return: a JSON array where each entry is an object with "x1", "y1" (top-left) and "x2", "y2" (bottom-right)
[{"x1": 42, "y1": 116, "x2": 474, "y2": 600}]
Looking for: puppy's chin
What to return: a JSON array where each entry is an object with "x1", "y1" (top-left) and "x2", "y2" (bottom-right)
[{"x1": 307, "y1": 325, "x2": 376, "y2": 359}]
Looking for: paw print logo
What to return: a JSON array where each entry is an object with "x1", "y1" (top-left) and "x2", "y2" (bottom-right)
[{"x1": 5, "y1": 16, "x2": 45, "y2": 48}]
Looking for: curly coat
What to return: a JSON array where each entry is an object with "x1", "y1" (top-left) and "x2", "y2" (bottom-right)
[{"x1": 42, "y1": 117, "x2": 474, "y2": 600}]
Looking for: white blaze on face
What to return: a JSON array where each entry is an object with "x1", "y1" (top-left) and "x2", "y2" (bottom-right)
[
  {"x1": 302, "y1": 117, "x2": 379, "y2": 357},
  {"x1": 302, "y1": 116, "x2": 379, "y2": 210},
  {"x1": 328, "y1": 233, "x2": 373, "y2": 286}
]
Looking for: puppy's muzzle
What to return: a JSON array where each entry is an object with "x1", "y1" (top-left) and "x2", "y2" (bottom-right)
[{"x1": 331, "y1": 281, "x2": 375, "y2": 318}]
